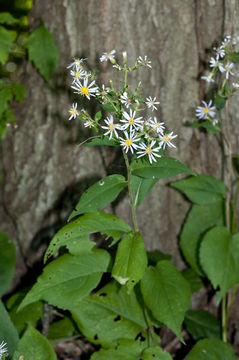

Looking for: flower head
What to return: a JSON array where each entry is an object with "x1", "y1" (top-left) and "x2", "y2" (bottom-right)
[
  {"x1": 0, "y1": 341, "x2": 8, "y2": 358},
  {"x1": 120, "y1": 92, "x2": 132, "y2": 108},
  {"x1": 201, "y1": 75, "x2": 215, "y2": 83},
  {"x1": 137, "y1": 140, "x2": 161, "y2": 163},
  {"x1": 159, "y1": 132, "x2": 177, "y2": 150},
  {"x1": 84, "y1": 120, "x2": 94, "y2": 128},
  {"x1": 215, "y1": 45, "x2": 225, "y2": 60},
  {"x1": 101, "y1": 115, "x2": 121, "y2": 139},
  {"x1": 145, "y1": 96, "x2": 160, "y2": 111},
  {"x1": 209, "y1": 57, "x2": 224, "y2": 72},
  {"x1": 120, "y1": 109, "x2": 143, "y2": 131},
  {"x1": 68, "y1": 103, "x2": 79, "y2": 120},
  {"x1": 149, "y1": 117, "x2": 165, "y2": 134},
  {"x1": 67, "y1": 58, "x2": 87, "y2": 70},
  {"x1": 221, "y1": 62, "x2": 234, "y2": 79},
  {"x1": 137, "y1": 56, "x2": 152, "y2": 68},
  {"x1": 70, "y1": 68, "x2": 87, "y2": 83},
  {"x1": 71, "y1": 78, "x2": 98, "y2": 100},
  {"x1": 195, "y1": 100, "x2": 216, "y2": 120},
  {"x1": 232, "y1": 82, "x2": 239, "y2": 88},
  {"x1": 100, "y1": 50, "x2": 116, "y2": 62},
  {"x1": 119, "y1": 131, "x2": 140, "y2": 154}
]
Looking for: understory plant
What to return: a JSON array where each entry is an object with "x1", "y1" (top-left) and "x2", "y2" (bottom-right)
[{"x1": 1, "y1": 35, "x2": 239, "y2": 360}]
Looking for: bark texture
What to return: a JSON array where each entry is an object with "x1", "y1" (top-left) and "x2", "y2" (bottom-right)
[{"x1": 0, "y1": 0, "x2": 239, "y2": 277}]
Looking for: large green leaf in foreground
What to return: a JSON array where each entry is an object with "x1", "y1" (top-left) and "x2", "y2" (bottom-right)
[
  {"x1": 0, "y1": 300, "x2": 19, "y2": 358},
  {"x1": 184, "y1": 338, "x2": 235, "y2": 360}
]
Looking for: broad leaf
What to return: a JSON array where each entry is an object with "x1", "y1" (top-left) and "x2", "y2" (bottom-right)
[
  {"x1": 214, "y1": 94, "x2": 226, "y2": 110},
  {"x1": 184, "y1": 310, "x2": 221, "y2": 340},
  {"x1": 17, "y1": 326, "x2": 56, "y2": 360},
  {"x1": 86, "y1": 136, "x2": 118, "y2": 146},
  {"x1": 48, "y1": 317, "x2": 75, "y2": 343},
  {"x1": 200, "y1": 226, "x2": 239, "y2": 300},
  {"x1": 0, "y1": 86, "x2": 12, "y2": 117},
  {"x1": 28, "y1": 24, "x2": 59, "y2": 82},
  {"x1": 112, "y1": 232, "x2": 147, "y2": 291},
  {"x1": 91, "y1": 339, "x2": 147, "y2": 360},
  {"x1": 131, "y1": 175, "x2": 158, "y2": 206},
  {"x1": 0, "y1": 26, "x2": 14, "y2": 64},
  {"x1": 68, "y1": 175, "x2": 127, "y2": 220},
  {"x1": 101, "y1": 103, "x2": 115, "y2": 113},
  {"x1": 184, "y1": 338, "x2": 236, "y2": 360},
  {"x1": 142, "y1": 347, "x2": 173, "y2": 360},
  {"x1": 131, "y1": 157, "x2": 194, "y2": 180},
  {"x1": 141, "y1": 260, "x2": 191, "y2": 341},
  {"x1": 171, "y1": 175, "x2": 226, "y2": 205},
  {"x1": 0, "y1": 12, "x2": 19, "y2": 25},
  {"x1": 44, "y1": 211, "x2": 131, "y2": 262},
  {"x1": 11, "y1": 83, "x2": 25, "y2": 103},
  {"x1": 0, "y1": 300, "x2": 19, "y2": 357},
  {"x1": 191, "y1": 120, "x2": 220, "y2": 134},
  {"x1": 227, "y1": 51, "x2": 239, "y2": 63},
  {"x1": 19, "y1": 249, "x2": 110, "y2": 311},
  {"x1": 180, "y1": 201, "x2": 224, "y2": 274},
  {"x1": 72, "y1": 281, "x2": 147, "y2": 347},
  {"x1": 181, "y1": 268, "x2": 203, "y2": 293},
  {"x1": 0, "y1": 232, "x2": 15, "y2": 296}
]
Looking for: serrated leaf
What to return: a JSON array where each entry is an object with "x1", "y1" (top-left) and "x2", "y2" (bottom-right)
[
  {"x1": 28, "y1": 24, "x2": 59, "y2": 82},
  {"x1": 131, "y1": 175, "x2": 158, "y2": 206},
  {"x1": 131, "y1": 157, "x2": 194, "y2": 180},
  {"x1": 112, "y1": 232, "x2": 147, "y2": 291},
  {"x1": 0, "y1": 12, "x2": 19, "y2": 25},
  {"x1": 0, "y1": 26, "x2": 14, "y2": 64},
  {"x1": 184, "y1": 338, "x2": 236, "y2": 360},
  {"x1": 0, "y1": 86, "x2": 12, "y2": 116},
  {"x1": 72, "y1": 281, "x2": 147, "y2": 347},
  {"x1": 214, "y1": 94, "x2": 226, "y2": 110},
  {"x1": 0, "y1": 232, "x2": 15, "y2": 297},
  {"x1": 191, "y1": 120, "x2": 220, "y2": 134},
  {"x1": 141, "y1": 260, "x2": 191, "y2": 341},
  {"x1": 45, "y1": 211, "x2": 131, "y2": 262},
  {"x1": 11, "y1": 83, "x2": 25, "y2": 103},
  {"x1": 181, "y1": 268, "x2": 203, "y2": 293},
  {"x1": 227, "y1": 52, "x2": 239, "y2": 63},
  {"x1": 171, "y1": 175, "x2": 226, "y2": 205},
  {"x1": 19, "y1": 249, "x2": 110, "y2": 311},
  {"x1": 86, "y1": 136, "x2": 118, "y2": 146},
  {"x1": 17, "y1": 326, "x2": 56, "y2": 360},
  {"x1": 142, "y1": 346, "x2": 173, "y2": 360},
  {"x1": 180, "y1": 201, "x2": 224, "y2": 274},
  {"x1": 68, "y1": 175, "x2": 127, "y2": 220},
  {"x1": 184, "y1": 310, "x2": 221, "y2": 340},
  {"x1": 200, "y1": 226, "x2": 239, "y2": 300},
  {"x1": 0, "y1": 300, "x2": 19, "y2": 357}
]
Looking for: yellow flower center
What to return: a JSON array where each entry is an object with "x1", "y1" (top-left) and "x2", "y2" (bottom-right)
[
  {"x1": 225, "y1": 67, "x2": 231, "y2": 72},
  {"x1": 155, "y1": 123, "x2": 159, "y2": 127},
  {"x1": 75, "y1": 71, "x2": 80, "y2": 78},
  {"x1": 204, "y1": 108, "x2": 209, "y2": 114},
  {"x1": 109, "y1": 124, "x2": 115, "y2": 130},
  {"x1": 80, "y1": 87, "x2": 89, "y2": 95},
  {"x1": 129, "y1": 117, "x2": 134, "y2": 124},
  {"x1": 125, "y1": 139, "x2": 132, "y2": 147},
  {"x1": 71, "y1": 109, "x2": 77, "y2": 114},
  {"x1": 164, "y1": 135, "x2": 170, "y2": 142},
  {"x1": 146, "y1": 147, "x2": 152, "y2": 154}
]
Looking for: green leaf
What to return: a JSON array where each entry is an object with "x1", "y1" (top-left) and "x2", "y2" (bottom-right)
[
  {"x1": 72, "y1": 281, "x2": 147, "y2": 347},
  {"x1": 0, "y1": 26, "x2": 14, "y2": 64},
  {"x1": 191, "y1": 120, "x2": 220, "y2": 134},
  {"x1": 200, "y1": 226, "x2": 239, "y2": 300},
  {"x1": 28, "y1": 24, "x2": 59, "y2": 82},
  {"x1": 0, "y1": 86, "x2": 12, "y2": 117},
  {"x1": 227, "y1": 52, "x2": 239, "y2": 63},
  {"x1": 17, "y1": 326, "x2": 56, "y2": 360},
  {"x1": 11, "y1": 83, "x2": 26, "y2": 103},
  {"x1": 181, "y1": 268, "x2": 203, "y2": 293},
  {"x1": 0, "y1": 12, "x2": 19, "y2": 25},
  {"x1": 184, "y1": 338, "x2": 236, "y2": 360},
  {"x1": 142, "y1": 346, "x2": 173, "y2": 360},
  {"x1": 180, "y1": 201, "x2": 224, "y2": 274},
  {"x1": 48, "y1": 317, "x2": 75, "y2": 343},
  {"x1": 0, "y1": 300, "x2": 19, "y2": 357},
  {"x1": 0, "y1": 232, "x2": 15, "y2": 297},
  {"x1": 19, "y1": 249, "x2": 111, "y2": 311},
  {"x1": 171, "y1": 175, "x2": 226, "y2": 205},
  {"x1": 45, "y1": 211, "x2": 131, "y2": 262},
  {"x1": 141, "y1": 260, "x2": 191, "y2": 341},
  {"x1": 68, "y1": 175, "x2": 127, "y2": 220},
  {"x1": 184, "y1": 310, "x2": 221, "y2": 340},
  {"x1": 131, "y1": 157, "x2": 195, "y2": 180},
  {"x1": 101, "y1": 103, "x2": 115, "y2": 113},
  {"x1": 94, "y1": 111, "x2": 102, "y2": 122},
  {"x1": 86, "y1": 136, "x2": 118, "y2": 146},
  {"x1": 147, "y1": 250, "x2": 172, "y2": 266},
  {"x1": 214, "y1": 94, "x2": 226, "y2": 110},
  {"x1": 112, "y1": 232, "x2": 147, "y2": 291},
  {"x1": 131, "y1": 175, "x2": 158, "y2": 206}
]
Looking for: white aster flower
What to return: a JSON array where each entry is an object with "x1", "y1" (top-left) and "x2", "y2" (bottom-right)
[
  {"x1": 223, "y1": 35, "x2": 231, "y2": 44},
  {"x1": 100, "y1": 50, "x2": 116, "y2": 62},
  {"x1": 70, "y1": 67, "x2": 87, "y2": 82},
  {"x1": 232, "y1": 82, "x2": 239, "y2": 88},
  {"x1": 215, "y1": 45, "x2": 225, "y2": 60},
  {"x1": 137, "y1": 140, "x2": 161, "y2": 164},
  {"x1": 209, "y1": 57, "x2": 224, "y2": 72},
  {"x1": 145, "y1": 96, "x2": 160, "y2": 111},
  {"x1": 120, "y1": 109, "x2": 143, "y2": 131},
  {"x1": 67, "y1": 57, "x2": 87, "y2": 70},
  {"x1": 120, "y1": 92, "x2": 132, "y2": 108},
  {"x1": 101, "y1": 115, "x2": 121, "y2": 139},
  {"x1": 71, "y1": 78, "x2": 98, "y2": 100},
  {"x1": 149, "y1": 117, "x2": 165, "y2": 134},
  {"x1": 212, "y1": 119, "x2": 218, "y2": 126},
  {"x1": 159, "y1": 132, "x2": 177, "y2": 150},
  {"x1": 84, "y1": 120, "x2": 94, "y2": 128},
  {"x1": 195, "y1": 100, "x2": 216, "y2": 119},
  {"x1": 68, "y1": 103, "x2": 79, "y2": 120},
  {"x1": 231, "y1": 35, "x2": 238, "y2": 45},
  {"x1": 221, "y1": 62, "x2": 234, "y2": 79},
  {"x1": 119, "y1": 131, "x2": 140, "y2": 154},
  {"x1": 201, "y1": 75, "x2": 215, "y2": 83},
  {"x1": 0, "y1": 341, "x2": 8, "y2": 358},
  {"x1": 137, "y1": 56, "x2": 152, "y2": 68}
]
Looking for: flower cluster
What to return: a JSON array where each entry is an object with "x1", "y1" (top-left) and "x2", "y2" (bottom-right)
[
  {"x1": 0, "y1": 341, "x2": 8, "y2": 359},
  {"x1": 67, "y1": 51, "x2": 177, "y2": 163}
]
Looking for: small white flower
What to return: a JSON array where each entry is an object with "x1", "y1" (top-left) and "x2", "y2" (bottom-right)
[
  {"x1": 67, "y1": 58, "x2": 87, "y2": 70},
  {"x1": 137, "y1": 56, "x2": 152, "y2": 68},
  {"x1": 137, "y1": 140, "x2": 161, "y2": 164},
  {"x1": 120, "y1": 109, "x2": 144, "y2": 131},
  {"x1": 145, "y1": 96, "x2": 160, "y2": 111},
  {"x1": 119, "y1": 131, "x2": 140, "y2": 154},
  {"x1": 120, "y1": 92, "x2": 132, "y2": 108},
  {"x1": 212, "y1": 119, "x2": 218, "y2": 126},
  {"x1": 84, "y1": 120, "x2": 94, "y2": 128},
  {"x1": 232, "y1": 82, "x2": 239, "y2": 88},
  {"x1": 68, "y1": 103, "x2": 79, "y2": 120},
  {"x1": 159, "y1": 132, "x2": 177, "y2": 150},
  {"x1": 209, "y1": 57, "x2": 224, "y2": 72},
  {"x1": 71, "y1": 78, "x2": 98, "y2": 100},
  {"x1": 97, "y1": 84, "x2": 110, "y2": 97},
  {"x1": 100, "y1": 50, "x2": 116, "y2": 62},
  {"x1": 221, "y1": 62, "x2": 234, "y2": 79},
  {"x1": 101, "y1": 115, "x2": 121, "y2": 139},
  {"x1": 0, "y1": 341, "x2": 8, "y2": 357},
  {"x1": 215, "y1": 45, "x2": 225, "y2": 60},
  {"x1": 231, "y1": 35, "x2": 238, "y2": 45},
  {"x1": 195, "y1": 100, "x2": 216, "y2": 120},
  {"x1": 201, "y1": 75, "x2": 215, "y2": 83},
  {"x1": 149, "y1": 117, "x2": 165, "y2": 134},
  {"x1": 223, "y1": 35, "x2": 231, "y2": 44},
  {"x1": 70, "y1": 68, "x2": 87, "y2": 82}
]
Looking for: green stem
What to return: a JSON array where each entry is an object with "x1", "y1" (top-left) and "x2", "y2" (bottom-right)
[
  {"x1": 124, "y1": 67, "x2": 128, "y2": 89},
  {"x1": 122, "y1": 149, "x2": 139, "y2": 232},
  {"x1": 226, "y1": 285, "x2": 238, "y2": 324},
  {"x1": 222, "y1": 296, "x2": 227, "y2": 342}
]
